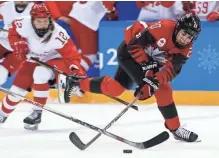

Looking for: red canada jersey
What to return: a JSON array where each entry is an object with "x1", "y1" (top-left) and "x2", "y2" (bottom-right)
[
  {"x1": 125, "y1": 20, "x2": 192, "y2": 64},
  {"x1": 124, "y1": 20, "x2": 193, "y2": 84}
]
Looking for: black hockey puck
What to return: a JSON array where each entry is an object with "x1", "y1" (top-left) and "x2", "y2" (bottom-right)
[{"x1": 123, "y1": 149, "x2": 132, "y2": 153}]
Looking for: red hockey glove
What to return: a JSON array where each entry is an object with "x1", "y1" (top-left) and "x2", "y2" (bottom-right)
[
  {"x1": 12, "y1": 39, "x2": 29, "y2": 61},
  {"x1": 207, "y1": 11, "x2": 219, "y2": 22},
  {"x1": 69, "y1": 62, "x2": 86, "y2": 78}
]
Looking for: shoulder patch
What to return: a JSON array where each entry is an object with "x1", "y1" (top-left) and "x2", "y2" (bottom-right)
[{"x1": 157, "y1": 38, "x2": 166, "y2": 47}]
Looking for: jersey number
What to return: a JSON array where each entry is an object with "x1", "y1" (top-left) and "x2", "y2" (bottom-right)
[
  {"x1": 14, "y1": 19, "x2": 23, "y2": 28},
  {"x1": 150, "y1": 21, "x2": 162, "y2": 29},
  {"x1": 55, "y1": 31, "x2": 68, "y2": 45},
  {"x1": 197, "y1": 2, "x2": 208, "y2": 14}
]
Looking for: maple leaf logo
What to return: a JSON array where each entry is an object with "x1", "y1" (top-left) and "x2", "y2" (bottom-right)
[{"x1": 145, "y1": 46, "x2": 167, "y2": 63}]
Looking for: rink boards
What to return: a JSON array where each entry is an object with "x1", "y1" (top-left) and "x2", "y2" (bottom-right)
[{"x1": 0, "y1": 90, "x2": 218, "y2": 105}]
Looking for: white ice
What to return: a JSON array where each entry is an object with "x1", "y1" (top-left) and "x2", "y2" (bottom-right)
[{"x1": 0, "y1": 103, "x2": 219, "y2": 158}]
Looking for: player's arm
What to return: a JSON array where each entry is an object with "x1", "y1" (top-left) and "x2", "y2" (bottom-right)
[
  {"x1": 134, "y1": 52, "x2": 190, "y2": 100},
  {"x1": 56, "y1": 38, "x2": 84, "y2": 76},
  {"x1": 125, "y1": 21, "x2": 156, "y2": 63},
  {"x1": 43, "y1": 1, "x2": 61, "y2": 20},
  {"x1": 155, "y1": 50, "x2": 191, "y2": 85},
  {"x1": 8, "y1": 20, "x2": 29, "y2": 61},
  {"x1": 44, "y1": 2, "x2": 71, "y2": 24},
  {"x1": 56, "y1": 38, "x2": 81, "y2": 66}
]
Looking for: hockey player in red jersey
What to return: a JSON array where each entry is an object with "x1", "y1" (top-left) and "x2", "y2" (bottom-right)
[
  {"x1": 65, "y1": 13, "x2": 201, "y2": 142},
  {"x1": 0, "y1": 3, "x2": 85, "y2": 129}
]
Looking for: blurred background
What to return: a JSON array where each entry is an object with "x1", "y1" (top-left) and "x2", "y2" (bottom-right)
[{"x1": 1, "y1": 1, "x2": 219, "y2": 105}]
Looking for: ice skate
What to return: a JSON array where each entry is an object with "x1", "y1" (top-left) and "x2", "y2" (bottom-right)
[
  {"x1": 64, "y1": 76, "x2": 83, "y2": 103},
  {"x1": 170, "y1": 126, "x2": 199, "y2": 142},
  {"x1": 23, "y1": 110, "x2": 42, "y2": 130}
]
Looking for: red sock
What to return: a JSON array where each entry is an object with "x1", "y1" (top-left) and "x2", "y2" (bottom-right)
[
  {"x1": 80, "y1": 76, "x2": 125, "y2": 97},
  {"x1": 1, "y1": 96, "x2": 20, "y2": 115},
  {"x1": 33, "y1": 83, "x2": 49, "y2": 108}
]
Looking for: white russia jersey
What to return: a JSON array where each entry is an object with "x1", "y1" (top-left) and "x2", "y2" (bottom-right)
[
  {"x1": 14, "y1": 17, "x2": 70, "y2": 62},
  {"x1": 193, "y1": 1, "x2": 219, "y2": 21},
  {"x1": 69, "y1": 1, "x2": 107, "y2": 31},
  {"x1": 0, "y1": 1, "x2": 34, "y2": 51},
  {"x1": 138, "y1": 1, "x2": 184, "y2": 21}
]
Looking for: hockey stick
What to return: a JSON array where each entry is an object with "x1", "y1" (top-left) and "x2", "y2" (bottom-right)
[
  {"x1": 69, "y1": 93, "x2": 139, "y2": 150},
  {"x1": 30, "y1": 57, "x2": 138, "y2": 111},
  {"x1": 0, "y1": 87, "x2": 169, "y2": 149},
  {"x1": 106, "y1": 94, "x2": 138, "y2": 111},
  {"x1": 29, "y1": 57, "x2": 86, "y2": 79},
  {"x1": 69, "y1": 92, "x2": 168, "y2": 150}
]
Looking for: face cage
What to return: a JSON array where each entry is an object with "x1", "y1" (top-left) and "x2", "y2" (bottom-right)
[{"x1": 31, "y1": 17, "x2": 52, "y2": 38}]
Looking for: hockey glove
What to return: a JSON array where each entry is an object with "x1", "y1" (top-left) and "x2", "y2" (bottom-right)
[
  {"x1": 12, "y1": 39, "x2": 29, "y2": 61},
  {"x1": 207, "y1": 11, "x2": 219, "y2": 22},
  {"x1": 134, "y1": 76, "x2": 159, "y2": 100},
  {"x1": 69, "y1": 64, "x2": 86, "y2": 77}
]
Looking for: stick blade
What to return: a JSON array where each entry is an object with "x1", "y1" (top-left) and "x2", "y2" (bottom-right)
[
  {"x1": 143, "y1": 131, "x2": 169, "y2": 149},
  {"x1": 69, "y1": 132, "x2": 86, "y2": 150},
  {"x1": 131, "y1": 105, "x2": 138, "y2": 111}
]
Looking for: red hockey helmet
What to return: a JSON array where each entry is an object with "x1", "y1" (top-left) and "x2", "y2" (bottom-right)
[{"x1": 30, "y1": 3, "x2": 50, "y2": 19}]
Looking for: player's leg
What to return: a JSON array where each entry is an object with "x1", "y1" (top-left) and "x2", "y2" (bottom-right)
[
  {"x1": 78, "y1": 41, "x2": 144, "y2": 96},
  {"x1": 23, "y1": 59, "x2": 59, "y2": 130},
  {"x1": 23, "y1": 58, "x2": 81, "y2": 129},
  {"x1": 155, "y1": 84, "x2": 198, "y2": 142},
  {"x1": 0, "y1": 61, "x2": 36, "y2": 123},
  {"x1": 64, "y1": 18, "x2": 97, "y2": 99},
  {"x1": 66, "y1": 41, "x2": 143, "y2": 100},
  {"x1": 64, "y1": 68, "x2": 127, "y2": 103},
  {"x1": 114, "y1": 66, "x2": 134, "y2": 90},
  {"x1": 69, "y1": 18, "x2": 98, "y2": 71},
  {"x1": 77, "y1": 26, "x2": 97, "y2": 72}
]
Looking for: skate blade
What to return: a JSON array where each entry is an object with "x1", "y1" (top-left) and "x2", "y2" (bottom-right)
[
  {"x1": 24, "y1": 123, "x2": 39, "y2": 131},
  {"x1": 73, "y1": 91, "x2": 83, "y2": 98},
  {"x1": 178, "y1": 139, "x2": 202, "y2": 143},
  {"x1": 194, "y1": 139, "x2": 202, "y2": 143}
]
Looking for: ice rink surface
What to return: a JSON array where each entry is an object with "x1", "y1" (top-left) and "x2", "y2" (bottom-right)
[{"x1": 0, "y1": 103, "x2": 219, "y2": 158}]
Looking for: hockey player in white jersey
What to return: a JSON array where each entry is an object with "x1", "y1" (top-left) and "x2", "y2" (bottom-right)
[
  {"x1": 196, "y1": 1, "x2": 219, "y2": 21},
  {"x1": 0, "y1": 1, "x2": 34, "y2": 87},
  {"x1": 0, "y1": 3, "x2": 85, "y2": 129},
  {"x1": 136, "y1": 1, "x2": 185, "y2": 21}
]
